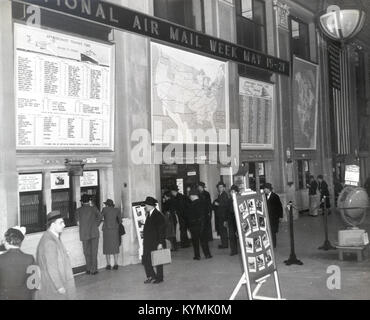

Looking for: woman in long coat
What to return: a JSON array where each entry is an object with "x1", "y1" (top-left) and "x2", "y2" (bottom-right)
[{"x1": 101, "y1": 199, "x2": 122, "y2": 270}]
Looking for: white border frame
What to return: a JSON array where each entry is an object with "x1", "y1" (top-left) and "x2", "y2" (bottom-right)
[
  {"x1": 150, "y1": 41, "x2": 230, "y2": 145},
  {"x1": 239, "y1": 77, "x2": 275, "y2": 150},
  {"x1": 292, "y1": 55, "x2": 319, "y2": 151},
  {"x1": 14, "y1": 23, "x2": 115, "y2": 151}
]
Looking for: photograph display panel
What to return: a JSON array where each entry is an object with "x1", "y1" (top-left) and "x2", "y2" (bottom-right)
[
  {"x1": 233, "y1": 193, "x2": 277, "y2": 283},
  {"x1": 14, "y1": 23, "x2": 115, "y2": 150}
]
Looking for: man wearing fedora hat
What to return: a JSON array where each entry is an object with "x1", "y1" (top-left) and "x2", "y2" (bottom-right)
[
  {"x1": 263, "y1": 183, "x2": 283, "y2": 248},
  {"x1": 213, "y1": 182, "x2": 229, "y2": 249},
  {"x1": 35, "y1": 211, "x2": 76, "y2": 300},
  {"x1": 142, "y1": 197, "x2": 166, "y2": 284},
  {"x1": 170, "y1": 185, "x2": 190, "y2": 248},
  {"x1": 197, "y1": 182, "x2": 213, "y2": 241},
  {"x1": 75, "y1": 194, "x2": 102, "y2": 275}
]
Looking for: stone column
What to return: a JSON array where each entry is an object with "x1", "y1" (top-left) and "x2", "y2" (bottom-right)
[{"x1": 0, "y1": 1, "x2": 18, "y2": 236}]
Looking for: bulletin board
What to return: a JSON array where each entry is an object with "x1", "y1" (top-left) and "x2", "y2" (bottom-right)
[
  {"x1": 132, "y1": 202, "x2": 147, "y2": 259},
  {"x1": 230, "y1": 191, "x2": 282, "y2": 300}
]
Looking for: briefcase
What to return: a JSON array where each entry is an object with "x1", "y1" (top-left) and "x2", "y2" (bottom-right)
[{"x1": 151, "y1": 248, "x2": 172, "y2": 267}]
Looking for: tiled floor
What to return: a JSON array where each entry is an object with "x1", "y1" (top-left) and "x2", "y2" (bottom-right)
[{"x1": 75, "y1": 211, "x2": 370, "y2": 300}]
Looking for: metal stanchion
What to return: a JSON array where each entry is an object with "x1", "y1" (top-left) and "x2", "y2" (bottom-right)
[
  {"x1": 284, "y1": 201, "x2": 303, "y2": 266},
  {"x1": 318, "y1": 196, "x2": 336, "y2": 251}
]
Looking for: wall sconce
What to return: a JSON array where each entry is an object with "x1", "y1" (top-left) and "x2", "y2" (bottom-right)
[{"x1": 65, "y1": 159, "x2": 86, "y2": 176}]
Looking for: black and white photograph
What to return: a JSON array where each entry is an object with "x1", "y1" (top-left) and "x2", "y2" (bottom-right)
[
  {"x1": 262, "y1": 233, "x2": 270, "y2": 249},
  {"x1": 247, "y1": 199, "x2": 256, "y2": 213},
  {"x1": 254, "y1": 236, "x2": 263, "y2": 253},
  {"x1": 259, "y1": 216, "x2": 266, "y2": 231},
  {"x1": 241, "y1": 219, "x2": 252, "y2": 237},
  {"x1": 1, "y1": 0, "x2": 370, "y2": 303},
  {"x1": 256, "y1": 254, "x2": 266, "y2": 271},
  {"x1": 247, "y1": 257, "x2": 257, "y2": 273},
  {"x1": 245, "y1": 237, "x2": 254, "y2": 253},
  {"x1": 265, "y1": 249, "x2": 273, "y2": 267},
  {"x1": 249, "y1": 214, "x2": 259, "y2": 233}
]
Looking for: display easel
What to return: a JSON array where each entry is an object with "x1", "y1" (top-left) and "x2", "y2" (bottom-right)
[{"x1": 229, "y1": 191, "x2": 284, "y2": 300}]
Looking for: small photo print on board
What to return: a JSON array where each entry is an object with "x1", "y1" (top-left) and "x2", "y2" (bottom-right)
[
  {"x1": 138, "y1": 220, "x2": 145, "y2": 229},
  {"x1": 242, "y1": 219, "x2": 251, "y2": 236},
  {"x1": 140, "y1": 231, "x2": 144, "y2": 239},
  {"x1": 256, "y1": 254, "x2": 266, "y2": 271},
  {"x1": 136, "y1": 207, "x2": 143, "y2": 217},
  {"x1": 262, "y1": 233, "x2": 270, "y2": 249},
  {"x1": 265, "y1": 249, "x2": 273, "y2": 267},
  {"x1": 258, "y1": 216, "x2": 266, "y2": 231},
  {"x1": 247, "y1": 199, "x2": 256, "y2": 213},
  {"x1": 250, "y1": 214, "x2": 259, "y2": 232},
  {"x1": 248, "y1": 257, "x2": 257, "y2": 273},
  {"x1": 256, "y1": 199, "x2": 263, "y2": 213},
  {"x1": 254, "y1": 236, "x2": 263, "y2": 253},
  {"x1": 245, "y1": 237, "x2": 254, "y2": 253}
]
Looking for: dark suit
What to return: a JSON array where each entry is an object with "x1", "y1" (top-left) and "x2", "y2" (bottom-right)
[
  {"x1": 171, "y1": 193, "x2": 190, "y2": 247},
  {"x1": 75, "y1": 204, "x2": 102, "y2": 273},
  {"x1": 187, "y1": 199, "x2": 211, "y2": 258},
  {"x1": 318, "y1": 180, "x2": 331, "y2": 209},
  {"x1": 227, "y1": 198, "x2": 238, "y2": 254},
  {"x1": 266, "y1": 192, "x2": 283, "y2": 248},
  {"x1": 213, "y1": 191, "x2": 229, "y2": 248},
  {"x1": 142, "y1": 208, "x2": 166, "y2": 281},
  {"x1": 0, "y1": 249, "x2": 35, "y2": 300},
  {"x1": 199, "y1": 190, "x2": 213, "y2": 241}
]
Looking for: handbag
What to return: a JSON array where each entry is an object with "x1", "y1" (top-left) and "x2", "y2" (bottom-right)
[
  {"x1": 151, "y1": 248, "x2": 172, "y2": 267},
  {"x1": 117, "y1": 217, "x2": 125, "y2": 237}
]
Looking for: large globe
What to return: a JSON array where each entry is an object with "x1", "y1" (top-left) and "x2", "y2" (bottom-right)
[{"x1": 337, "y1": 186, "x2": 369, "y2": 228}]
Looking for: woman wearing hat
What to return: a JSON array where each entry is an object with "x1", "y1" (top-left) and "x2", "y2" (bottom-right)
[
  {"x1": 101, "y1": 199, "x2": 122, "y2": 270},
  {"x1": 0, "y1": 226, "x2": 35, "y2": 300}
]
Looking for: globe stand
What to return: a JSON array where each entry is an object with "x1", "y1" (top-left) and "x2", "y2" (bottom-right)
[
  {"x1": 318, "y1": 197, "x2": 336, "y2": 251},
  {"x1": 284, "y1": 202, "x2": 303, "y2": 266}
]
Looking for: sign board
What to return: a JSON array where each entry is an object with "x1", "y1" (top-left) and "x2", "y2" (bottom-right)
[
  {"x1": 15, "y1": 0, "x2": 289, "y2": 76},
  {"x1": 230, "y1": 191, "x2": 282, "y2": 300},
  {"x1": 176, "y1": 179, "x2": 184, "y2": 195},
  {"x1": 345, "y1": 165, "x2": 360, "y2": 186},
  {"x1": 132, "y1": 202, "x2": 147, "y2": 259},
  {"x1": 50, "y1": 172, "x2": 70, "y2": 190},
  {"x1": 80, "y1": 170, "x2": 99, "y2": 187},
  {"x1": 14, "y1": 23, "x2": 115, "y2": 150},
  {"x1": 18, "y1": 173, "x2": 43, "y2": 192}
]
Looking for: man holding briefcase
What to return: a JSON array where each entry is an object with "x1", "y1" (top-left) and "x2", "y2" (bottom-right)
[{"x1": 142, "y1": 197, "x2": 166, "y2": 284}]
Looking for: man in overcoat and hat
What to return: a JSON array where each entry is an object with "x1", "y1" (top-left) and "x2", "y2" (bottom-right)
[
  {"x1": 213, "y1": 182, "x2": 230, "y2": 249},
  {"x1": 35, "y1": 211, "x2": 76, "y2": 300},
  {"x1": 75, "y1": 194, "x2": 102, "y2": 275},
  {"x1": 197, "y1": 182, "x2": 213, "y2": 241},
  {"x1": 263, "y1": 183, "x2": 283, "y2": 248},
  {"x1": 142, "y1": 197, "x2": 166, "y2": 284}
]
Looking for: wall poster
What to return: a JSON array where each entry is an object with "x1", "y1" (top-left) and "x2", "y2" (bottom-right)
[
  {"x1": 151, "y1": 42, "x2": 229, "y2": 145},
  {"x1": 18, "y1": 173, "x2": 43, "y2": 192},
  {"x1": 50, "y1": 172, "x2": 70, "y2": 190},
  {"x1": 292, "y1": 56, "x2": 319, "y2": 150},
  {"x1": 239, "y1": 77, "x2": 274, "y2": 150},
  {"x1": 14, "y1": 23, "x2": 115, "y2": 150}
]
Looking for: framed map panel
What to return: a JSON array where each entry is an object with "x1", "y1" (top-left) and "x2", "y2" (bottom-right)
[
  {"x1": 151, "y1": 42, "x2": 229, "y2": 145},
  {"x1": 292, "y1": 56, "x2": 319, "y2": 150}
]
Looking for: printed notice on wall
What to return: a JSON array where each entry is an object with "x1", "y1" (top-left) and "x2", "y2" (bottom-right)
[
  {"x1": 18, "y1": 173, "x2": 43, "y2": 192},
  {"x1": 14, "y1": 24, "x2": 114, "y2": 150}
]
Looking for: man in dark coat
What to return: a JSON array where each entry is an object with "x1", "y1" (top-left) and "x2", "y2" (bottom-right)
[
  {"x1": 213, "y1": 182, "x2": 229, "y2": 249},
  {"x1": 75, "y1": 194, "x2": 102, "y2": 275},
  {"x1": 142, "y1": 197, "x2": 167, "y2": 284},
  {"x1": 198, "y1": 182, "x2": 213, "y2": 241},
  {"x1": 318, "y1": 175, "x2": 331, "y2": 212},
  {"x1": 263, "y1": 183, "x2": 283, "y2": 248},
  {"x1": 170, "y1": 185, "x2": 190, "y2": 248},
  {"x1": 0, "y1": 227, "x2": 35, "y2": 300},
  {"x1": 227, "y1": 185, "x2": 239, "y2": 256},
  {"x1": 188, "y1": 189, "x2": 212, "y2": 260}
]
